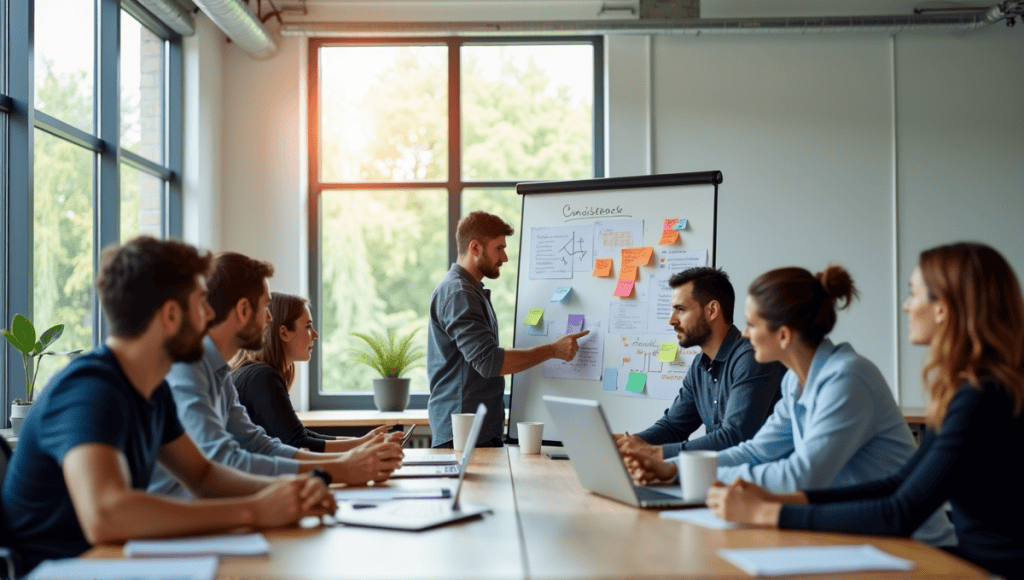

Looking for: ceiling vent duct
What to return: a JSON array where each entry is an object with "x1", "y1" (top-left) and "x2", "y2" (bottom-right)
[
  {"x1": 193, "y1": 0, "x2": 278, "y2": 59},
  {"x1": 135, "y1": 0, "x2": 196, "y2": 36},
  {"x1": 281, "y1": 1, "x2": 1022, "y2": 37}
]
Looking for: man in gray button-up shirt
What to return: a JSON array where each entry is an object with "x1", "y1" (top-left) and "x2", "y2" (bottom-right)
[
  {"x1": 149, "y1": 253, "x2": 402, "y2": 497},
  {"x1": 428, "y1": 212, "x2": 587, "y2": 447},
  {"x1": 618, "y1": 268, "x2": 785, "y2": 460}
]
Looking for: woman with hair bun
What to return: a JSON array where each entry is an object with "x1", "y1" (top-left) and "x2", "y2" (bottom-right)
[
  {"x1": 626, "y1": 263, "x2": 954, "y2": 546},
  {"x1": 708, "y1": 243, "x2": 1024, "y2": 579}
]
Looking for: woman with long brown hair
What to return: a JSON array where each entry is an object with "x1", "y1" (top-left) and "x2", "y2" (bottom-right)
[
  {"x1": 708, "y1": 242, "x2": 1024, "y2": 578},
  {"x1": 231, "y1": 292, "x2": 387, "y2": 452}
]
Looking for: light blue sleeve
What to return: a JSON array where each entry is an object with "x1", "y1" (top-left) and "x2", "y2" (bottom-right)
[
  {"x1": 223, "y1": 373, "x2": 300, "y2": 459},
  {"x1": 719, "y1": 366, "x2": 879, "y2": 493},
  {"x1": 166, "y1": 362, "x2": 300, "y2": 476},
  {"x1": 716, "y1": 391, "x2": 795, "y2": 482}
]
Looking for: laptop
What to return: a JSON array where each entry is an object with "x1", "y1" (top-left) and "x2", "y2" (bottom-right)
[
  {"x1": 332, "y1": 403, "x2": 492, "y2": 531},
  {"x1": 389, "y1": 425, "x2": 460, "y2": 478},
  {"x1": 543, "y1": 395, "x2": 701, "y2": 509}
]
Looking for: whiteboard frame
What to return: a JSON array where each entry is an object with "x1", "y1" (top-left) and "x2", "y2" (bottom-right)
[{"x1": 508, "y1": 171, "x2": 722, "y2": 444}]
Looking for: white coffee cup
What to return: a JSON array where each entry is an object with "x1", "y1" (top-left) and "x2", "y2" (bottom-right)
[
  {"x1": 450, "y1": 413, "x2": 477, "y2": 452},
  {"x1": 678, "y1": 450, "x2": 719, "y2": 503},
  {"x1": 517, "y1": 422, "x2": 544, "y2": 454}
]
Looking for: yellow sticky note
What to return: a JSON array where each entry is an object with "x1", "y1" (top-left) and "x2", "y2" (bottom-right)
[
  {"x1": 524, "y1": 307, "x2": 544, "y2": 326},
  {"x1": 593, "y1": 258, "x2": 613, "y2": 277},
  {"x1": 659, "y1": 230, "x2": 680, "y2": 245},
  {"x1": 658, "y1": 342, "x2": 679, "y2": 362}
]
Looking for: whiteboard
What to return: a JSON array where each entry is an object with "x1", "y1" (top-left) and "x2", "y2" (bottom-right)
[{"x1": 509, "y1": 172, "x2": 721, "y2": 443}]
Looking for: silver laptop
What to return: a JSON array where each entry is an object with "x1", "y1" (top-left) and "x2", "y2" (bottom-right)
[
  {"x1": 543, "y1": 395, "x2": 700, "y2": 509},
  {"x1": 332, "y1": 403, "x2": 492, "y2": 530}
]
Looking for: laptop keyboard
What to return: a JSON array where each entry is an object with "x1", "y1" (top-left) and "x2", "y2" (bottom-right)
[
  {"x1": 636, "y1": 487, "x2": 682, "y2": 502},
  {"x1": 383, "y1": 501, "x2": 452, "y2": 517}
]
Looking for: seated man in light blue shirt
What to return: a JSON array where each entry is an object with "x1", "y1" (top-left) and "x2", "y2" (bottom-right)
[
  {"x1": 625, "y1": 264, "x2": 955, "y2": 547},
  {"x1": 149, "y1": 252, "x2": 402, "y2": 497}
]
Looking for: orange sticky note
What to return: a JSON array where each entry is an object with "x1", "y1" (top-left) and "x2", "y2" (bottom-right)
[
  {"x1": 664, "y1": 218, "x2": 679, "y2": 231},
  {"x1": 593, "y1": 258, "x2": 613, "y2": 277},
  {"x1": 614, "y1": 279, "x2": 635, "y2": 297},
  {"x1": 621, "y1": 247, "x2": 653, "y2": 267},
  {"x1": 659, "y1": 230, "x2": 680, "y2": 245},
  {"x1": 620, "y1": 265, "x2": 638, "y2": 281}
]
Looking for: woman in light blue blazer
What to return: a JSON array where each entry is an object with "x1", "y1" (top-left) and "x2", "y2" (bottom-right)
[{"x1": 627, "y1": 264, "x2": 955, "y2": 546}]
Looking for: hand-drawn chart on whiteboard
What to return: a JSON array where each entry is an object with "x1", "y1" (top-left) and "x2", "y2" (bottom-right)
[{"x1": 509, "y1": 171, "x2": 721, "y2": 443}]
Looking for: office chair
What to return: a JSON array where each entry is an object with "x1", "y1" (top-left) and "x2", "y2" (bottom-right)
[{"x1": 0, "y1": 436, "x2": 19, "y2": 579}]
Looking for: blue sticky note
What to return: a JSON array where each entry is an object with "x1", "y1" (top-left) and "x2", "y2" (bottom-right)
[
  {"x1": 527, "y1": 321, "x2": 549, "y2": 336},
  {"x1": 550, "y1": 286, "x2": 572, "y2": 302},
  {"x1": 602, "y1": 368, "x2": 618, "y2": 391},
  {"x1": 673, "y1": 218, "x2": 688, "y2": 231}
]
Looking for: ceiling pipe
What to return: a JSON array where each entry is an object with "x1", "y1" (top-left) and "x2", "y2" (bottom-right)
[
  {"x1": 193, "y1": 0, "x2": 278, "y2": 59},
  {"x1": 280, "y1": 2, "x2": 1021, "y2": 37},
  {"x1": 135, "y1": 0, "x2": 196, "y2": 36}
]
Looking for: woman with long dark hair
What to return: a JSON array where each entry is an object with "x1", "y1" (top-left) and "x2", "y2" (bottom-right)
[
  {"x1": 231, "y1": 292, "x2": 387, "y2": 452},
  {"x1": 708, "y1": 242, "x2": 1024, "y2": 578}
]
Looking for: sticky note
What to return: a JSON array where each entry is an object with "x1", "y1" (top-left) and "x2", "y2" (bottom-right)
[
  {"x1": 622, "y1": 247, "x2": 654, "y2": 267},
  {"x1": 550, "y1": 286, "x2": 572, "y2": 302},
  {"x1": 620, "y1": 265, "x2": 638, "y2": 281},
  {"x1": 593, "y1": 258, "x2": 613, "y2": 277},
  {"x1": 658, "y1": 342, "x2": 679, "y2": 362},
  {"x1": 625, "y1": 372, "x2": 647, "y2": 393},
  {"x1": 567, "y1": 314, "x2": 585, "y2": 334},
  {"x1": 664, "y1": 218, "x2": 679, "y2": 231},
  {"x1": 524, "y1": 308, "x2": 544, "y2": 325},
  {"x1": 527, "y1": 320, "x2": 549, "y2": 336},
  {"x1": 613, "y1": 279, "x2": 634, "y2": 297},
  {"x1": 658, "y1": 230, "x2": 680, "y2": 245},
  {"x1": 602, "y1": 368, "x2": 619, "y2": 391},
  {"x1": 673, "y1": 219, "x2": 688, "y2": 231}
]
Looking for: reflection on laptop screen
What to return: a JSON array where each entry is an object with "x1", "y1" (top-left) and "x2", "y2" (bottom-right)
[{"x1": 449, "y1": 403, "x2": 487, "y2": 509}]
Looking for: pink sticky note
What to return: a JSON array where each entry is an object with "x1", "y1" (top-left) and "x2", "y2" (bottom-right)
[
  {"x1": 664, "y1": 218, "x2": 679, "y2": 231},
  {"x1": 614, "y1": 278, "x2": 634, "y2": 297}
]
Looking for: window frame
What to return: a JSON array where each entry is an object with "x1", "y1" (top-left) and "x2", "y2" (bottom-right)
[
  {"x1": 1, "y1": 0, "x2": 183, "y2": 426},
  {"x1": 306, "y1": 36, "x2": 604, "y2": 410}
]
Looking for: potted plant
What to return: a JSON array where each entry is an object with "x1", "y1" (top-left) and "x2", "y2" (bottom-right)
[
  {"x1": 348, "y1": 328, "x2": 426, "y2": 412},
  {"x1": 3, "y1": 314, "x2": 81, "y2": 435}
]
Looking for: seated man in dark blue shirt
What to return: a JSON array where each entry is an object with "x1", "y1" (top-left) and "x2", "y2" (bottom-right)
[
  {"x1": 617, "y1": 268, "x2": 785, "y2": 461},
  {"x1": 1, "y1": 236, "x2": 335, "y2": 575}
]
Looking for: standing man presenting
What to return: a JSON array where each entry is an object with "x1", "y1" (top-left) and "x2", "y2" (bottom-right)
[
  {"x1": 617, "y1": 267, "x2": 786, "y2": 461},
  {"x1": 428, "y1": 211, "x2": 587, "y2": 448}
]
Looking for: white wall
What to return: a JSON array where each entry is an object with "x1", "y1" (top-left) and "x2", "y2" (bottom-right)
[{"x1": 195, "y1": 13, "x2": 1024, "y2": 409}]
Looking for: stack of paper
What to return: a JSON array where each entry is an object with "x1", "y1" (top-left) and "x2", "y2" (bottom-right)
[
  {"x1": 27, "y1": 556, "x2": 218, "y2": 580},
  {"x1": 659, "y1": 508, "x2": 739, "y2": 530},
  {"x1": 718, "y1": 545, "x2": 913, "y2": 576},
  {"x1": 123, "y1": 533, "x2": 269, "y2": 557}
]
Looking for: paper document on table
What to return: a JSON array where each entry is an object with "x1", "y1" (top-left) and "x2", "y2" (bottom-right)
[
  {"x1": 26, "y1": 557, "x2": 219, "y2": 580},
  {"x1": 123, "y1": 533, "x2": 269, "y2": 557},
  {"x1": 717, "y1": 545, "x2": 913, "y2": 576},
  {"x1": 660, "y1": 508, "x2": 738, "y2": 529},
  {"x1": 543, "y1": 319, "x2": 604, "y2": 381}
]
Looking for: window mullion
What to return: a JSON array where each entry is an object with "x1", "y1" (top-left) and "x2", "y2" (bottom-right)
[
  {"x1": 95, "y1": 0, "x2": 120, "y2": 344},
  {"x1": 447, "y1": 38, "x2": 462, "y2": 266}
]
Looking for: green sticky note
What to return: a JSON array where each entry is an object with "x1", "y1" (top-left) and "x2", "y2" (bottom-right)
[
  {"x1": 625, "y1": 372, "x2": 647, "y2": 393},
  {"x1": 524, "y1": 307, "x2": 545, "y2": 326},
  {"x1": 658, "y1": 342, "x2": 679, "y2": 362}
]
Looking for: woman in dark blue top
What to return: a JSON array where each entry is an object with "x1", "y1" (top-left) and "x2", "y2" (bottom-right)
[
  {"x1": 231, "y1": 292, "x2": 385, "y2": 452},
  {"x1": 707, "y1": 242, "x2": 1024, "y2": 580}
]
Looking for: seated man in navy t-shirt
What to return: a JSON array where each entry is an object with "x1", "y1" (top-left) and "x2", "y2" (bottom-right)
[{"x1": 1, "y1": 236, "x2": 336, "y2": 575}]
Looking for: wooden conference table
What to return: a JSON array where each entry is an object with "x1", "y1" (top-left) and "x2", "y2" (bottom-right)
[{"x1": 85, "y1": 447, "x2": 988, "y2": 580}]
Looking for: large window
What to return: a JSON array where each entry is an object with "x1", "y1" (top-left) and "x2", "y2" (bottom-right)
[
  {"x1": 2, "y1": 1, "x2": 183, "y2": 416},
  {"x1": 308, "y1": 38, "x2": 602, "y2": 408}
]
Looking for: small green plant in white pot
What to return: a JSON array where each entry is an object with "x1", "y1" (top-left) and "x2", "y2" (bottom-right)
[
  {"x1": 348, "y1": 328, "x2": 426, "y2": 412},
  {"x1": 3, "y1": 314, "x2": 82, "y2": 435}
]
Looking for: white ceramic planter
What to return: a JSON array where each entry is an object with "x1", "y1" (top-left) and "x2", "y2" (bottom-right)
[{"x1": 10, "y1": 402, "x2": 32, "y2": 436}]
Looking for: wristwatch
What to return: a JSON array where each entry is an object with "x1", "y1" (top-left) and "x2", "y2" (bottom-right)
[{"x1": 310, "y1": 467, "x2": 332, "y2": 486}]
